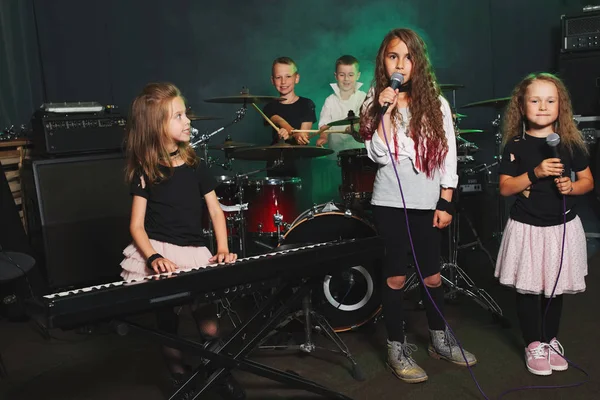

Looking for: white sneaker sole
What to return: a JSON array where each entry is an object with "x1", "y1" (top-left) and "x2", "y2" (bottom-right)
[
  {"x1": 526, "y1": 364, "x2": 552, "y2": 376},
  {"x1": 550, "y1": 363, "x2": 568, "y2": 371}
]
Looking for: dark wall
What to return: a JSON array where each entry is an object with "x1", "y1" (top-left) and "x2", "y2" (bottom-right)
[
  {"x1": 0, "y1": 0, "x2": 44, "y2": 130},
  {"x1": 27, "y1": 0, "x2": 588, "y2": 148},
  {"x1": 2, "y1": 1, "x2": 590, "y2": 143}
]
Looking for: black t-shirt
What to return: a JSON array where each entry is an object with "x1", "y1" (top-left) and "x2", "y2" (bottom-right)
[
  {"x1": 130, "y1": 162, "x2": 218, "y2": 246},
  {"x1": 263, "y1": 97, "x2": 316, "y2": 176},
  {"x1": 499, "y1": 133, "x2": 588, "y2": 227}
]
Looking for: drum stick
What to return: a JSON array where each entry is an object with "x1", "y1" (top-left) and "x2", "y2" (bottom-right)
[
  {"x1": 292, "y1": 129, "x2": 347, "y2": 134},
  {"x1": 251, "y1": 103, "x2": 279, "y2": 132}
]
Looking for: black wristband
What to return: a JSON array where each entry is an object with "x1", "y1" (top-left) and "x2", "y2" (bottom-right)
[
  {"x1": 527, "y1": 169, "x2": 539, "y2": 184},
  {"x1": 146, "y1": 253, "x2": 163, "y2": 269},
  {"x1": 436, "y1": 198, "x2": 454, "y2": 215}
]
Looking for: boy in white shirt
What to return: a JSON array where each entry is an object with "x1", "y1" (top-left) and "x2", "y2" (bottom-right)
[
  {"x1": 312, "y1": 55, "x2": 367, "y2": 204},
  {"x1": 316, "y1": 55, "x2": 367, "y2": 157}
]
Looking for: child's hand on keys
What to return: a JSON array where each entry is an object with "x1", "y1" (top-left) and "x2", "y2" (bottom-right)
[
  {"x1": 150, "y1": 257, "x2": 178, "y2": 273},
  {"x1": 209, "y1": 250, "x2": 237, "y2": 264}
]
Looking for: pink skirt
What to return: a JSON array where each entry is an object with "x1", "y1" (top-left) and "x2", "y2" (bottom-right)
[
  {"x1": 495, "y1": 217, "x2": 587, "y2": 297},
  {"x1": 120, "y1": 239, "x2": 213, "y2": 281}
]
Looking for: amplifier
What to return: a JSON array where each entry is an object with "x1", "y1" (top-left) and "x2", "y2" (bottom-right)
[
  {"x1": 458, "y1": 169, "x2": 485, "y2": 195},
  {"x1": 31, "y1": 110, "x2": 126, "y2": 155},
  {"x1": 561, "y1": 11, "x2": 600, "y2": 52}
]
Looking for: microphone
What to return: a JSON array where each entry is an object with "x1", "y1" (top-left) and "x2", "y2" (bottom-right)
[
  {"x1": 381, "y1": 72, "x2": 405, "y2": 115},
  {"x1": 546, "y1": 133, "x2": 561, "y2": 159}
]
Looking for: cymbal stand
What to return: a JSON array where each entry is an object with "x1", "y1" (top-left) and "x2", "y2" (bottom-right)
[
  {"x1": 190, "y1": 107, "x2": 247, "y2": 165},
  {"x1": 491, "y1": 113, "x2": 506, "y2": 240}
]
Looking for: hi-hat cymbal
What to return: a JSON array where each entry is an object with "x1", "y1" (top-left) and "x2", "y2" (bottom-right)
[
  {"x1": 204, "y1": 94, "x2": 284, "y2": 104},
  {"x1": 188, "y1": 115, "x2": 223, "y2": 121},
  {"x1": 461, "y1": 97, "x2": 510, "y2": 109},
  {"x1": 457, "y1": 129, "x2": 484, "y2": 134},
  {"x1": 440, "y1": 84, "x2": 465, "y2": 91},
  {"x1": 208, "y1": 140, "x2": 255, "y2": 151},
  {"x1": 327, "y1": 115, "x2": 360, "y2": 127},
  {"x1": 232, "y1": 143, "x2": 333, "y2": 161}
]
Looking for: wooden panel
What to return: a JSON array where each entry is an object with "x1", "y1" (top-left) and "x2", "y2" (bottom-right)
[
  {"x1": 0, "y1": 139, "x2": 29, "y2": 148},
  {"x1": 5, "y1": 170, "x2": 20, "y2": 181}
]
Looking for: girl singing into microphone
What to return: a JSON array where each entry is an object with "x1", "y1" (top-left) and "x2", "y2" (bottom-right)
[
  {"x1": 496, "y1": 72, "x2": 593, "y2": 376},
  {"x1": 360, "y1": 28, "x2": 476, "y2": 384}
]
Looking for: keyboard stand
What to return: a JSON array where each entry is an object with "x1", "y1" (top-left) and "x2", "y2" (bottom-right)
[{"x1": 116, "y1": 278, "x2": 351, "y2": 400}]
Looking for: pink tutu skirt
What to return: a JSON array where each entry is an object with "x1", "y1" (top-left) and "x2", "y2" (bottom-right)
[
  {"x1": 495, "y1": 216, "x2": 587, "y2": 297},
  {"x1": 120, "y1": 239, "x2": 213, "y2": 281}
]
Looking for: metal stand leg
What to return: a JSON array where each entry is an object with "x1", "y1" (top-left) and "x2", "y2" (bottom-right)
[
  {"x1": 0, "y1": 351, "x2": 7, "y2": 378},
  {"x1": 457, "y1": 209, "x2": 496, "y2": 268},
  {"x1": 259, "y1": 289, "x2": 366, "y2": 381}
]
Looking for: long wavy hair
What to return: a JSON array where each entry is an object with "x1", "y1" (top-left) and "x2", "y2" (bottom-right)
[
  {"x1": 125, "y1": 83, "x2": 198, "y2": 184},
  {"x1": 502, "y1": 72, "x2": 586, "y2": 155},
  {"x1": 360, "y1": 28, "x2": 447, "y2": 177}
]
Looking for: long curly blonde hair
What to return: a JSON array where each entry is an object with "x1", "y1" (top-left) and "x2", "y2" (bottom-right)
[
  {"x1": 360, "y1": 28, "x2": 447, "y2": 177},
  {"x1": 125, "y1": 83, "x2": 198, "y2": 184},
  {"x1": 502, "y1": 72, "x2": 586, "y2": 155}
]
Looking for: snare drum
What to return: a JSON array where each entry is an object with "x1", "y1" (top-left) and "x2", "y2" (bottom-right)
[
  {"x1": 244, "y1": 177, "x2": 301, "y2": 236},
  {"x1": 281, "y1": 203, "x2": 381, "y2": 332},
  {"x1": 338, "y1": 148, "x2": 377, "y2": 203}
]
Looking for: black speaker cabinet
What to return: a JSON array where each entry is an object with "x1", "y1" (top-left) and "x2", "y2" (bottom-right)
[
  {"x1": 559, "y1": 50, "x2": 600, "y2": 116},
  {"x1": 21, "y1": 153, "x2": 132, "y2": 290}
]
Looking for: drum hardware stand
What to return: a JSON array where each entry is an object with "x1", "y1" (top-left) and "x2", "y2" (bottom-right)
[
  {"x1": 274, "y1": 212, "x2": 284, "y2": 239},
  {"x1": 404, "y1": 190, "x2": 507, "y2": 326},
  {"x1": 491, "y1": 114, "x2": 507, "y2": 241},
  {"x1": 258, "y1": 289, "x2": 366, "y2": 382}
]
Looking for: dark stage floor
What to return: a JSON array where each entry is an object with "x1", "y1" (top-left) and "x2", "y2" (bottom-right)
[{"x1": 1, "y1": 240, "x2": 599, "y2": 400}]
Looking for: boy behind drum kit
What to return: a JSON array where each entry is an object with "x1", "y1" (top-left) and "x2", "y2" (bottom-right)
[{"x1": 312, "y1": 55, "x2": 368, "y2": 204}]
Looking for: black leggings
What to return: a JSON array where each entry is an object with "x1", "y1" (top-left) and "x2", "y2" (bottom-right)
[
  {"x1": 373, "y1": 206, "x2": 446, "y2": 342},
  {"x1": 516, "y1": 293, "x2": 563, "y2": 345}
]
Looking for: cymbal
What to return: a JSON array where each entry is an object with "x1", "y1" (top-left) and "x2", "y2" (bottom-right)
[
  {"x1": 208, "y1": 140, "x2": 255, "y2": 151},
  {"x1": 188, "y1": 115, "x2": 222, "y2": 121},
  {"x1": 453, "y1": 113, "x2": 468, "y2": 119},
  {"x1": 440, "y1": 84, "x2": 465, "y2": 91},
  {"x1": 204, "y1": 94, "x2": 284, "y2": 104},
  {"x1": 327, "y1": 115, "x2": 360, "y2": 127},
  {"x1": 232, "y1": 143, "x2": 333, "y2": 161},
  {"x1": 457, "y1": 129, "x2": 484, "y2": 134},
  {"x1": 461, "y1": 97, "x2": 510, "y2": 109}
]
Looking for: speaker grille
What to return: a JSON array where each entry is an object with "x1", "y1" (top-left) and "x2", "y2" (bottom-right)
[{"x1": 565, "y1": 14, "x2": 600, "y2": 36}]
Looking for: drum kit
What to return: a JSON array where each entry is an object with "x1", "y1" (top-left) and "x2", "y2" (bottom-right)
[
  {"x1": 191, "y1": 85, "x2": 510, "y2": 343},
  {"x1": 189, "y1": 90, "x2": 382, "y2": 343}
]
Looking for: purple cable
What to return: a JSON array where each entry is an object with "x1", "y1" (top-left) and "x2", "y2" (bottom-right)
[{"x1": 380, "y1": 118, "x2": 489, "y2": 399}]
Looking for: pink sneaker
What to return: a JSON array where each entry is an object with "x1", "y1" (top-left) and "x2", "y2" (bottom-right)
[
  {"x1": 525, "y1": 341, "x2": 552, "y2": 376},
  {"x1": 548, "y1": 338, "x2": 568, "y2": 371}
]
